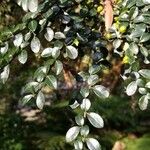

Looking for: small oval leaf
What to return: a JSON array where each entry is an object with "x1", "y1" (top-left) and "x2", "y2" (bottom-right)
[
  {"x1": 52, "y1": 47, "x2": 60, "y2": 59},
  {"x1": 86, "y1": 138, "x2": 101, "y2": 150},
  {"x1": 44, "y1": 28, "x2": 54, "y2": 42},
  {"x1": 126, "y1": 81, "x2": 137, "y2": 96},
  {"x1": 22, "y1": 94, "x2": 34, "y2": 105},
  {"x1": 80, "y1": 98, "x2": 91, "y2": 111},
  {"x1": 22, "y1": 0, "x2": 28, "y2": 12},
  {"x1": 13, "y1": 33, "x2": 23, "y2": 47},
  {"x1": 70, "y1": 100, "x2": 80, "y2": 109},
  {"x1": 18, "y1": 50, "x2": 28, "y2": 64},
  {"x1": 36, "y1": 91, "x2": 45, "y2": 109},
  {"x1": 88, "y1": 75, "x2": 99, "y2": 86},
  {"x1": 74, "y1": 140, "x2": 83, "y2": 150},
  {"x1": 139, "y1": 69, "x2": 150, "y2": 79},
  {"x1": 0, "y1": 65, "x2": 10, "y2": 84},
  {"x1": 0, "y1": 42, "x2": 8, "y2": 54},
  {"x1": 41, "y1": 48, "x2": 53, "y2": 57},
  {"x1": 28, "y1": 0, "x2": 38, "y2": 12},
  {"x1": 66, "y1": 126, "x2": 80, "y2": 142},
  {"x1": 80, "y1": 125, "x2": 89, "y2": 136},
  {"x1": 93, "y1": 85, "x2": 109, "y2": 98},
  {"x1": 66, "y1": 45, "x2": 78, "y2": 59},
  {"x1": 87, "y1": 112, "x2": 104, "y2": 128},
  {"x1": 138, "y1": 95, "x2": 149, "y2": 110},
  {"x1": 31, "y1": 37, "x2": 41, "y2": 53},
  {"x1": 54, "y1": 32, "x2": 66, "y2": 39},
  {"x1": 28, "y1": 20, "x2": 38, "y2": 32},
  {"x1": 45, "y1": 75, "x2": 57, "y2": 89},
  {"x1": 55, "y1": 60, "x2": 63, "y2": 75},
  {"x1": 75, "y1": 115, "x2": 84, "y2": 126},
  {"x1": 80, "y1": 87, "x2": 89, "y2": 98}
]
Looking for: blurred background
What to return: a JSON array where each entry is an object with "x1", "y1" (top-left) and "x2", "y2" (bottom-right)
[{"x1": 0, "y1": 1, "x2": 150, "y2": 150}]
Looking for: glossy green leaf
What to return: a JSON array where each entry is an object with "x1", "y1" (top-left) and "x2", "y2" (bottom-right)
[
  {"x1": 80, "y1": 98, "x2": 91, "y2": 111},
  {"x1": 80, "y1": 87, "x2": 89, "y2": 98},
  {"x1": 86, "y1": 138, "x2": 101, "y2": 150},
  {"x1": 93, "y1": 85, "x2": 109, "y2": 98},
  {"x1": 22, "y1": 94, "x2": 34, "y2": 105},
  {"x1": 74, "y1": 140, "x2": 83, "y2": 150},
  {"x1": 54, "y1": 32, "x2": 66, "y2": 39},
  {"x1": 41, "y1": 48, "x2": 53, "y2": 57},
  {"x1": 80, "y1": 125, "x2": 89, "y2": 136},
  {"x1": 87, "y1": 112, "x2": 104, "y2": 128},
  {"x1": 18, "y1": 50, "x2": 28, "y2": 64},
  {"x1": 140, "y1": 33, "x2": 150, "y2": 43},
  {"x1": 0, "y1": 65, "x2": 10, "y2": 84},
  {"x1": 87, "y1": 75, "x2": 99, "y2": 86},
  {"x1": 31, "y1": 37, "x2": 41, "y2": 53},
  {"x1": 13, "y1": 33, "x2": 23, "y2": 47},
  {"x1": 28, "y1": 0, "x2": 38, "y2": 12},
  {"x1": 45, "y1": 75, "x2": 57, "y2": 89},
  {"x1": 139, "y1": 69, "x2": 150, "y2": 79},
  {"x1": 66, "y1": 45, "x2": 78, "y2": 59},
  {"x1": 55, "y1": 60, "x2": 63, "y2": 75},
  {"x1": 66, "y1": 126, "x2": 80, "y2": 143},
  {"x1": 75, "y1": 115, "x2": 84, "y2": 126},
  {"x1": 28, "y1": 20, "x2": 38, "y2": 32},
  {"x1": 44, "y1": 28, "x2": 54, "y2": 42},
  {"x1": 126, "y1": 81, "x2": 137, "y2": 96},
  {"x1": 138, "y1": 95, "x2": 149, "y2": 110},
  {"x1": 36, "y1": 91, "x2": 45, "y2": 109}
]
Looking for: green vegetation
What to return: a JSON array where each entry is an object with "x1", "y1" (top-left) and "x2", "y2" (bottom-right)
[{"x1": 0, "y1": 0, "x2": 150, "y2": 149}]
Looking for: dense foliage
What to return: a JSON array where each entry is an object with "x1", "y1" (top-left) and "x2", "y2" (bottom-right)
[{"x1": 0, "y1": 0, "x2": 150, "y2": 149}]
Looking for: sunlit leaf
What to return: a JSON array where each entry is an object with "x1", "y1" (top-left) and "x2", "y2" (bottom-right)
[
  {"x1": 86, "y1": 138, "x2": 101, "y2": 150},
  {"x1": 36, "y1": 91, "x2": 45, "y2": 109},
  {"x1": 22, "y1": 0, "x2": 28, "y2": 12},
  {"x1": 80, "y1": 98, "x2": 91, "y2": 111},
  {"x1": 18, "y1": 50, "x2": 28, "y2": 64},
  {"x1": 74, "y1": 140, "x2": 83, "y2": 150},
  {"x1": 75, "y1": 115, "x2": 84, "y2": 126},
  {"x1": 45, "y1": 75, "x2": 57, "y2": 89},
  {"x1": 44, "y1": 28, "x2": 54, "y2": 42},
  {"x1": 24, "y1": 82, "x2": 40, "y2": 93},
  {"x1": 66, "y1": 45, "x2": 78, "y2": 59},
  {"x1": 140, "y1": 33, "x2": 150, "y2": 43},
  {"x1": 28, "y1": 0, "x2": 38, "y2": 12},
  {"x1": 41, "y1": 48, "x2": 53, "y2": 57},
  {"x1": 55, "y1": 60, "x2": 63, "y2": 75},
  {"x1": 0, "y1": 42, "x2": 8, "y2": 54},
  {"x1": 145, "y1": 82, "x2": 150, "y2": 88},
  {"x1": 0, "y1": 65, "x2": 10, "y2": 84},
  {"x1": 126, "y1": 81, "x2": 137, "y2": 96},
  {"x1": 13, "y1": 33, "x2": 23, "y2": 47},
  {"x1": 66, "y1": 126, "x2": 80, "y2": 142},
  {"x1": 70, "y1": 100, "x2": 80, "y2": 109},
  {"x1": 88, "y1": 75, "x2": 99, "y2": 86},
  {"x1": 80, "y1": 87, "x2": 89, "y2": 98},
  {"x1": 113, "y1": 39, "x2": 122, "y2": 49},
  {"x1": 139, "y1": 69, "x2": 150, "y2": 79},
  {"x1": 80, "y1": 125, "x2": 89, "y2": 136},
  {"x1": 138, "y1": 95, "x2": 149, "y2": 110},
  {"x1": 87, "y1": 112, "x2": 104, "y2": 128},
  {"x1": 52, "y1": 47, "x2": 60, "y2": 59},
  {"x1": 130, "y1": 43, "x2": 139, "y2": 55},
  {"x1": 22, "y1": 94, "x2": 34, "y2": 105},
  {"x1": 54, "y1": 32, "x2": 66, "y2": 39},
  {"x1": 31, "y1": 37, "x2": 41, "y2": 53},
  {"x1": 28, "y1": 20, "x2": 38, "y2": 32},
  {"x1": 93, "y1": 85, "x2": 109, "y2": 98}
]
